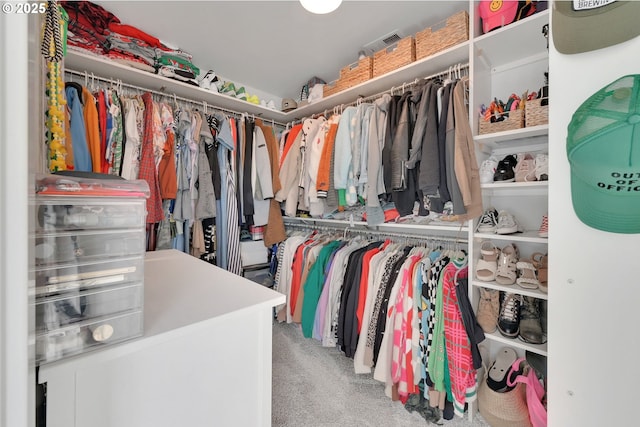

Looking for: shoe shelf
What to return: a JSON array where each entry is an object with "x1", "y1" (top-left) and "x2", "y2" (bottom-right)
[
  {"x1": 471, "y1": 279, "x2": 548, "y2": 301},
  {"x1": 483, "y1": 329, "x2": 548, "y2": 357},
  {"x1": 474, "y1": 124, "x2": 549, "y2": 152},
  {"x1": 474, "y1": 231, "x2": 547, "y2": 244},
  {"x1": 481, "y1": 181, "x2": 548, "y2": 196}
]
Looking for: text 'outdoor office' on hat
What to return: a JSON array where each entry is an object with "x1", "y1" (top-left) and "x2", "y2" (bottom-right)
[
  {"x1": 553, "y1": 0, "x2": 640, "y2": 54},
  {"x1": 566, "y1": 75, "x2": 640, "y2": 233}
]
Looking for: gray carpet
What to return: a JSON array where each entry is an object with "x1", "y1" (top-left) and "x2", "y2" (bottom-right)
[{"x1": 272, "y1": 321, "x2": 489, "y2": 427}]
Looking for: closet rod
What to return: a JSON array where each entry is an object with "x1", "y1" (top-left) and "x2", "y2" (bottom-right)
[
  {"x1": 284, "y1": 221, "x2": 467, "y2": 244},
  {"x1": 64, "y1": 68, "x2": 288, "y2": 127},
  {"x1": 294, "y1": 62, "x2": 469, "y2": 123}
]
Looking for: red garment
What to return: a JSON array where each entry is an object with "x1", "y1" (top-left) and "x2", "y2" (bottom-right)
[
  {"x1": 289, "y1": 234, "x2": 317, "y2": 317},
  {"x1": 140, "y1": 93, "x2": 164, "y2": 223},
  {"x1": 355, "y1": 243, "x2": 386, "y2": 333},
  {"x1": 95, "y1": 90, "x2": 108, "y2": 173},
  {"x1": 158, "y1": 127, "x2": 178, "y2": 199},
  {"x1": 108, "y1": 23, "x2": 164, "y2": 49},
  {"x1": 279, "y1": 124, "x2": 303, "y2": 169}
]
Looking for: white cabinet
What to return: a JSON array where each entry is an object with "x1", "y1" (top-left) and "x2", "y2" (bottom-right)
[{"x1": 470, "y1": 7, "x2": 550, "y2": 358}]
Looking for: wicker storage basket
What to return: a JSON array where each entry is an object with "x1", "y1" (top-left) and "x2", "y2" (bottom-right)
[
  {"x1": 479, "y1": 109, "x2": 525, "y2": 135},
  {"x1": 323, "y1": 80, "x2": 341, "y2": 98},
  {"x1": 339, "y1": 57, "x2": 373, "y2": 89},
  {"x1": 478, "y1": 372, "x2": 533, "y2": 427},
  {"x1": 416, "y1": 10, "x2": 469, "y2": 60},
  {"x1": 525, "y1": 98, "x2": 548, "y2": 127},
  {"x1": 373, "y1": 36, "x2": 416, "y2": 78}
]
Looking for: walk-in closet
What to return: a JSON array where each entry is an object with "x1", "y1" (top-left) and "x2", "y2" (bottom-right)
[{"x1": 2, "y1": 1, "x2": 639, "y2": 427}]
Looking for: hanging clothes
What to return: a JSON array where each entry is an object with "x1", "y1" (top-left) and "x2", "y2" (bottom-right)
[
  {"x1": 140, "y1": 92, "x2": 164, "y2": 223},
  {"x1": 65, "y1": 85, "x2": 92, "y2": 171}
]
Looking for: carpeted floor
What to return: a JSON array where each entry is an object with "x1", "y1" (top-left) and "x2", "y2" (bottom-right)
[{"x1": 271, "y1": 321, "x2": 489, "y2": 427}]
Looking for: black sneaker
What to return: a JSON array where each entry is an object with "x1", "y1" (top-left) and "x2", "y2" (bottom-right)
[
  {"x1": 498, "y1": 292, "x2": 521, "y2": 338},
  {"x1": 493, "y1": 155, "x2": 518, "y2": 182}
]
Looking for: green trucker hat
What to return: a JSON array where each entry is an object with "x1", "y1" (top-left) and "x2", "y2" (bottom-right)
[
  {"x1": 567, "y1": 75, "x2": 640, "y2": 233},
  {"x1": 553, "y1": 1, "x2": 640, "y2": 54}
]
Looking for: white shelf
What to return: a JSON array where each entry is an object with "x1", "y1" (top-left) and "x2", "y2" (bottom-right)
[
  {"x1": 471, "y1": 279, "x2": 548, "y2": 300},
  {"x1": 473, "y1": 10, "x2": 549, "y2": 69},
  {"x1": 66, "y1": 39, "x2": 470, "y2": 125},
  {"x1": 474, "y1": 231, "x2": 547, "y2": 244},
  {"x1": 481, "y1": 181, "x2": 548, "y2": 196},
  {"x1": 483, "y1": 330, "x2": 547, "y2": 357},
  {"x1": 291, "y1": 42, "x2": 470, "y2": 120},
  {"x1": 65, "y1": 50, "x2": 291, "y2": 123},
  {"x1": 474, "y1": 124, "x2": 549, "y2": 148}
]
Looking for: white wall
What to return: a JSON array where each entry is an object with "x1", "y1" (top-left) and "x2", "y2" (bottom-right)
[
  {"x1": 0, "y1": 10, "x2": 32, "y2": 427},
  {"x1": 548, "y1": 9, "x2": 640, "y2": 427}
]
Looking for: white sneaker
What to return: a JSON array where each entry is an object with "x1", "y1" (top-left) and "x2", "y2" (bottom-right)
[
  {"x1": 534, "y1": 153, "x2": 549, "y2": 181},
  {"x1": 496, "y1": 210, "x2": 520, "y2": 234},
  {"x1": 480, "y1": 155, "x2": 499, "y2": 184}
]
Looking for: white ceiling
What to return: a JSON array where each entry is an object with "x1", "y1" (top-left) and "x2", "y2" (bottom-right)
[{"x1": 93, "y1": 1, "x2": 468, "y2": 100}]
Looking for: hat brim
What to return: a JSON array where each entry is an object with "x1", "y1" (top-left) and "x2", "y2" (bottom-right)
[
  {"x1": 553, "y1": 1, "x2": 640, "y2": 54},
  {"x1": 570, "y1": 170, "x2": 640, "y2": 234}
]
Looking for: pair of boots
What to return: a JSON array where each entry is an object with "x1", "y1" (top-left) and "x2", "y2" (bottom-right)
[{"x1": 477, "y1": 288, "x2": 547, "y2": 345}]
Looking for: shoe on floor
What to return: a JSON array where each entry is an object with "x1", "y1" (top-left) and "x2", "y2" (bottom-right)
[
  {"x1": 519, "y1": 296, "x2": 546, "y2": 345},
  {"x1": 515, "y1": 152, "x2": 537, "y2": 182},
  {"x1": 498, "y1": 292, "x2": 521, "y2": 338},
  {"x1": 477, "y1": 287, "x2": 500, "y2": 333},
  {"x1": 480, "y1": 155, "x2": 499, "y2": 184},
  {"x1": 496, "y1": 210, "x2": 520, "y2": 234},
  {"x1": 493, "y1": 154, "x2": 517, "y2": 182},
  {"x1": 476, "y1": 208, "x2": 499, "y2": 233},
  {"x1": 487, "y1": 346, "x2": 518, "y2": 392}
]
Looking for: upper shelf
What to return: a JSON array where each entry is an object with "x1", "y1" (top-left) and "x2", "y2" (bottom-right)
[
  {"x1": 473, "y1": 9, "x2": 549, "y2": 69},
  {"x1": 65, "y1": 39, "x2": 470, "y2": 125},
  {"x1": 65, "y1": 50, "x2": 292, "y2": 124},
  {"x1": 291, "y1": 41, "x2": 470, "y2": 120}
]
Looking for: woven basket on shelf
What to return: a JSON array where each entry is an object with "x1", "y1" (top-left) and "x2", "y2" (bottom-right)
[
  {"x1": 323, "y1": 79, "x2": 341, "y2": 98},
  {"x1": 525, "y1": 98, "x2": 548, "y2": 127},
  {"x1": 373, "y1": 36, "x2": 416, "y2": 78},
  {"x1": 479, "y1": 109, "x2": 525, "y2": 135},
  {"x1": 416, "y1": 10, "x2": 469, "y2": 60},
  {"x1": 339, "y1": 56, "x2": 373, "y2": 90}
]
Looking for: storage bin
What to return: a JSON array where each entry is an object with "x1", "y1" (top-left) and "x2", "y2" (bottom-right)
[
  {"x1": 415, "y1": 10, "x2": 469, "y2": 60},
  {"x1": 34, "y1": 229, "x2": 146, "y2": 267},
  {"x1": 35, "y1": 309, "x2": 143, "y2": 364},
  {"x1": 525, "y1": 98, "x2": 548, "y2": 127},
  {"x1": 373, "y1": 36, "x2": 416, "y2": 78},
  {"x1": 323, "y1": 79, "x2": 341, "y2": 98},
  {"x1": 35, "y1": 282, "x2": 143, "y2": 333},
  {"x1": 34, "y1": 255, "x2": 145, "y2": 293},
  {"x1": 338, "y1": 56, "x2": 373, "y2": 89},
  {"x1": 36, "y1": 198, "x2": 147, "y2": 232},
  {"x1": 478, "y1": 109, "x2": 525, "y2": 135}
]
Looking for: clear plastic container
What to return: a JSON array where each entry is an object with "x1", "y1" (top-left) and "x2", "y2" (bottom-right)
[
  {"x1": 35, "y1": 282, "x2": 143, "y2": 333},
  {"x1": 34, "y1": 229, "x2": 146, "y2": 267},
  {"x1": 36, "y1": 198, "x2": 147, "y2": 232},
  {"x1": 35, "y1": 309, "x2": 143, "y2": 364}
]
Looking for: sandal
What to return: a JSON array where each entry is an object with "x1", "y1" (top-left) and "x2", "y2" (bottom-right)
[
  {"x1": 476, "y1": 241, "x2": 500, "y2": 282},
  {"x1": 487, "y1": 346, "x2": 518, "y2": 392},
  {"x1": 495, "y1": 244, "x2": 518, "y2": 285},
  {"x1": 516, "y1": 259, "x2": 540, "y2": 289},
  {"x1": 532, "y1": 252, "x2": 548, "y2": 293}
]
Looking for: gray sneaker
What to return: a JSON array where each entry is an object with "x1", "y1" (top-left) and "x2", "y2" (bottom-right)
[{"x1": 519, "y1": 296, "x2": 547, "y2": 345}]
